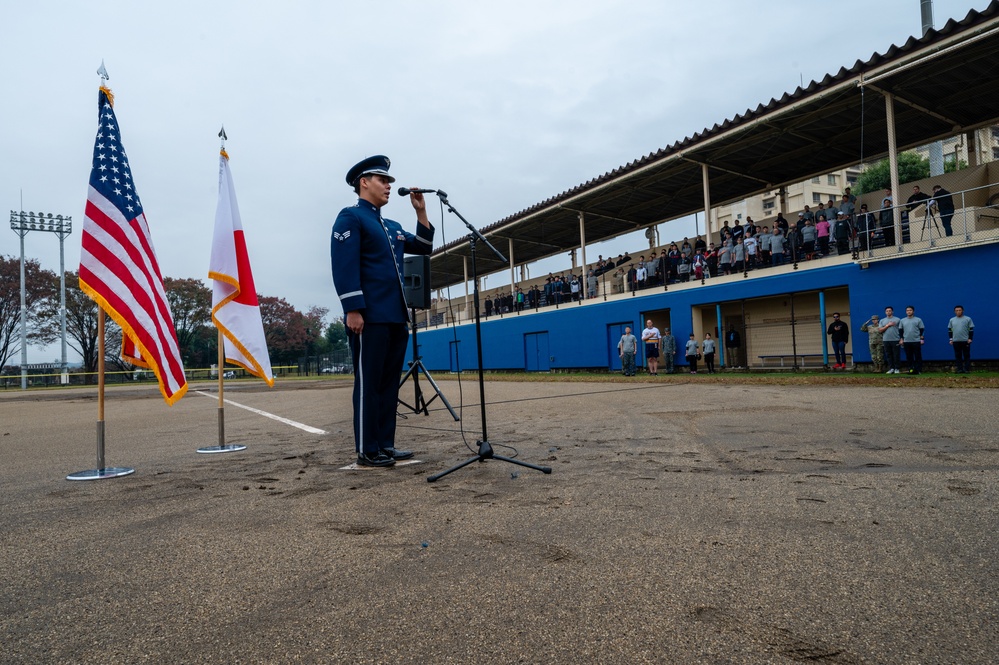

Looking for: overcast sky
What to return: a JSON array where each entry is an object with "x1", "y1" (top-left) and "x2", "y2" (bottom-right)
[{"x1": 4, "y1": 0, "x2": 991, "y2": 363}]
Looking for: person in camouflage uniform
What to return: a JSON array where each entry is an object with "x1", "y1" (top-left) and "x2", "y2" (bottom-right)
[
  {"x1": 660, "y1": 328, "x2": 677, "y2": 374},
  {"x1": 860, "y1": 314, "x2": 884, "y2": 373}
]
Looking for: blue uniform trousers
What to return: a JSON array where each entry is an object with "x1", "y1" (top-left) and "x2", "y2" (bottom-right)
[{"x1": 346, "y1": 323, "x2": 409, "y2": 455}]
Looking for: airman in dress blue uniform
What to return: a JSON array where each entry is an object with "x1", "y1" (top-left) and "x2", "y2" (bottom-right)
[{"x1": 331, "y1": 155, "x2": 435, "y2": 467}]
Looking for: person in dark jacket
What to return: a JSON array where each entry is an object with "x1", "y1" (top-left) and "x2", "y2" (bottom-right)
[
  {"x1": 774, "y1": 212, "x2": 789, "y2": 234},
  {"x1": 880, "y1": 191, "x2": 895, "y2": 248},
  {"x1": 331, "y1": 155, "x2": 434, "y2": 467},
  {"x1": 833, "y1": 212, "x2": 853, "y2": 255},
  {"x1": 907, "y1": 185, "x2": 933, "y2": 240},
  {"x1": 906, "y1": 185, "x2": 931, "y2": 211},
  {"x1": 827, "y1": 312, "x2": 850, "y2": 369},
  {"x1": 725, "y1": 325, "x2": 742, "y2": 368},
  {"x1": 856, "y1": 204, "x2": 876, "y2": 251},
  {"x1": 931, "y1": 185, "x2": 956, "y2": 237}
]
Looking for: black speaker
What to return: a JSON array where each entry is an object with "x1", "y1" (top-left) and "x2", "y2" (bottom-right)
[{"x1": 403, "y1": 255, "x2": 431, "y2": 310}]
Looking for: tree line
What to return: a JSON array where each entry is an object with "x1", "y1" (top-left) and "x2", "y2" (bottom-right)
[
  {"x1": 0, "y1": 255, "x2": 348, "y2": 376},
  {"x1": 854, "y1": 151, "x2": 967, "y2": 195}
]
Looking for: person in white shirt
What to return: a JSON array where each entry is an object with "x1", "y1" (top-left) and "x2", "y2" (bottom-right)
[
  {"x1": 641, "y1": 319, "x2": 661, "y2": 375},
  {"x1": 635, "y1": 261, "x2": 648, "y2": 290},
  {"x1": 744, "y1": 234, "x2": 758, "y2": 270}
]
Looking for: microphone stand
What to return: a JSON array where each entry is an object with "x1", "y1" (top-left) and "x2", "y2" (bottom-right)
[{"x1": 427, "y1": 191, "x2": 552, "y2": 482}]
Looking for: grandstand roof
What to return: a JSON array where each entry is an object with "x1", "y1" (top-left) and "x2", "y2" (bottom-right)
[{"x1": 429, "y1": 1, "x2": 999, "y2": 289}]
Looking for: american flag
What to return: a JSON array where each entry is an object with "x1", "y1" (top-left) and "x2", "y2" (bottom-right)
[{"x1": 79, "y1": 86, "x2": 188, "y2": 404}]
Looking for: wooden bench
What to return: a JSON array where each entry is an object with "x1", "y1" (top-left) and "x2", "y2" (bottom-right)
[{"x1": 757, "y1": 353, "x2": 852, "y2": 368}]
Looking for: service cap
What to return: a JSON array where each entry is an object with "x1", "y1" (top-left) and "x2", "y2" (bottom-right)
[{"x1": 346, "y1": 155, "x2": 395, "y2": 186}]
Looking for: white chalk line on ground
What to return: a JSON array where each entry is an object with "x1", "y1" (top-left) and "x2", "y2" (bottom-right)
[
  {"x1": 339, "y1": 460, "x2": 424, "y2": 471},
  {"x1": 195, "y1": 390, "x2": 327, "y2": 434}
]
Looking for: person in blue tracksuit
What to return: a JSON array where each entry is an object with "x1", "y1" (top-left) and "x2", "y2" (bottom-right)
[{"x1": 331, "y1": 155, "x2": 435, "y2": 467}]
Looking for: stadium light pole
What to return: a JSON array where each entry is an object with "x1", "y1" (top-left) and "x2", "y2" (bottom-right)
[{"x1": 10, "y1": 210, "x2": 73, "y2": 389}]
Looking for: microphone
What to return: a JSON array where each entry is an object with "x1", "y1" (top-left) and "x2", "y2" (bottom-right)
[{"x1": 397, "y1": 187, "x2": 438, "y2": 196}]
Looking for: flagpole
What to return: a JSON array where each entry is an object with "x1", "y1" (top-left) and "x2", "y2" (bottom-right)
[
  {"x1": 67, "y1": 308, "x2": 135, "y2": 479},
  {"x1": 67, "y1": 63, "x2": 136, "y2": 481},
  {"x1": 197, "y1": 330, "x2": 243, "y2": 453},
  {"x1": 198, "y1": 126, "x2": 246, "y2": 454},
  {"x1": 218, "y1": 328, "x2": 225, "y2": 443},
  {"x1": 98, "y1": 307, "x2": 105, "y2": 468}
]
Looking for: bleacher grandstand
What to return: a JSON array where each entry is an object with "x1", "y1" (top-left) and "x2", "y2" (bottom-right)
[{"x1": 411, "y1": 3, "x2": 999, "y2": 373}]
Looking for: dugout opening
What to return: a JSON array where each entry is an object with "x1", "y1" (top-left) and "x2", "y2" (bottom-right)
[{"x1": 695, "y1": 287, "x2": 852, "y2": 370}]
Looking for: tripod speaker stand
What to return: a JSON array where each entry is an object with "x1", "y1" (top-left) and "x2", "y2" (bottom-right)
[
  {"x1": 426, "y1": 191, "x2": 552, "y2": 482},
  {"x1": 399, "y1": 306, "x2": 459, "y2": 420},
  {"x1": 920, "y1": 202, "x2": 941, "y2": 245}
]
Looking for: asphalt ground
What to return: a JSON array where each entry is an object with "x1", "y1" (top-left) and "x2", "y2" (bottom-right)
[{"x1": 1, "y1": 376, "x2": 996, "y2": 664}]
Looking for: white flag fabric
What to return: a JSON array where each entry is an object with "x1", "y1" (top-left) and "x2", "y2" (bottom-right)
[{"x1": 209, "y1": 148, "x2": 274, "y2": 386}]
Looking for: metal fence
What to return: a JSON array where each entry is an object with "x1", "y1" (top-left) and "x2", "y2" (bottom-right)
[
  {"x1": 2, "y1": 350, "x2": 356, "y2": 391},
  {"x1": 855, "y1": 180, "x2": 999, "y2": 260}
]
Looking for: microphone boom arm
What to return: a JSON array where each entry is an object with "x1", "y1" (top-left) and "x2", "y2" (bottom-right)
[
  {"x1": 427, "y1": 189, "x2": 550, "y2": 482},
  {"x1": 439, "y1": 193, "x2": 506, "y2": 263}
]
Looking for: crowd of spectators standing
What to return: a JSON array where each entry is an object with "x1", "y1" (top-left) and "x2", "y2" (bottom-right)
[
  {"x1": 612, "y1": 304, "x2": 976, "y2": 376},
  {"x1": 474, "y1": 184, "x2": 960, "y2": 316}
]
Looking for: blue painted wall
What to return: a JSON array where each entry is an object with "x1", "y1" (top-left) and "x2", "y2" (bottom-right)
[{"x1": 414, "y1": 243, "x2": 998, "y2": 370}]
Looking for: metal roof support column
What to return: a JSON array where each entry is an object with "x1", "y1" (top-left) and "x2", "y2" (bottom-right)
[
  {"x1": 819, "y1": 290, "x2": 829, "y2": 367},
  {"x1": 463, "y1": 256, "x2": 470, "y2": 321},
  {"x1": 701, "y1": 164, "x2": 712, "y2": 240},
  {"x1": 884, "y1": 92, "x2": 903, "y2": 252},
  {"x1": 966, "y1": 130, "x2": 979, "y2": 167},
  {"x1": 508, "y1": 238, "x2": 516, "y2": 292},
  {"x1": 578, "y1": 211, "x2": 587, "y2": 271}
]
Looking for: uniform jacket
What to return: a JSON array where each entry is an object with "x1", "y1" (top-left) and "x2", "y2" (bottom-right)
[
  {"x1": 861, "y1": 320, "x2": 884, "y2": 343},
  {"x1": 331, "y1": 199, "x2": 435, "y2": 323}
]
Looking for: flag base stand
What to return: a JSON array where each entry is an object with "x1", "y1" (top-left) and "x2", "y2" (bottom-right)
[
  {"x1": 67, "y1": 419, "x2": 134, "y2": 481},
  {"x1": 196, "y1": 402, "x2": 245, "y2": 454},
  {"x1": 67, "y1": 467, "x2": 135, "y2": 481},
  {"x1": 197, "y1": 444, "x2": 247, "y2": 454}
]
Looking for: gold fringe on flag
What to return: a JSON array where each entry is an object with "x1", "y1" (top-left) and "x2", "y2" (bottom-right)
[
  {"x1": 220, "y1": 148, "x2": 229, "y2": 161},
  {"x1": 99, "y1": 85, "x2": 115, "y2": 107}
]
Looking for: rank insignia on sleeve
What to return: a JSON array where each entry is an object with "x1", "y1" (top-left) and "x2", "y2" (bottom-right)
[{"x1": 334, "y1": 230, "x2": 351, "y2": 242}]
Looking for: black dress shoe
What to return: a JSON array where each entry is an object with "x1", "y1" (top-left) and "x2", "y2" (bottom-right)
[
  {"x1": 357, "y1": 451, "x2": 396, "y2": 467},
  {"x1": 380, "y1": 447, "x2": 414, "y2": 460}
]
